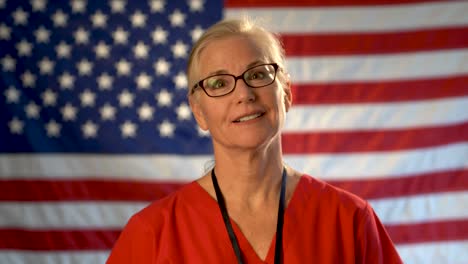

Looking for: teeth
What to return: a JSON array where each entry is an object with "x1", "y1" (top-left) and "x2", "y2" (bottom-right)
[{"x1": 237, "y1": 113, "x2": 262, "y2": 122}]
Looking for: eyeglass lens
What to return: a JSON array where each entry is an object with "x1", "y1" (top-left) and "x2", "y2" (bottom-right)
[{"x1": 202, "y1": 64, "x2": 277, "y2": 97}]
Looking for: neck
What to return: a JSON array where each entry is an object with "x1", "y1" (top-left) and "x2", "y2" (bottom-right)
[{"x1": 211, "y1": 141, "x2": 284, "y2": 209}]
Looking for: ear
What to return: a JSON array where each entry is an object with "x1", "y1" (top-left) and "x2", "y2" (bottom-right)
[
  {"x1": 282, "y1": 74, "x2": 293, "y2": 112},
  {"x1": 189, "y1": 96, "x2": 209, "y2": 131}
]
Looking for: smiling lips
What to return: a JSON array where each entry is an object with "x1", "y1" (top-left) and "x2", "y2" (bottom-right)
[{"x1": 233, "y1": 112, "x2": 265, "y2": 123}]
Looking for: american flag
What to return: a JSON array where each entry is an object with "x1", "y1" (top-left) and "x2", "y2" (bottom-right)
[{"x1": 0, "y1": 0, "x2": 467, "y2": 263}]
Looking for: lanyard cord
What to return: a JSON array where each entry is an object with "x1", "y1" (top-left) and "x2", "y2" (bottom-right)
[{"x1": 211, "y1": 167, "x2": 286, "y2": 264}]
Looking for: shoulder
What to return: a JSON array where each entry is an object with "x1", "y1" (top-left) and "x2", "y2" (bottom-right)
[
  {"x1": 107, "y1": 182, "x2": 208, "y2": 263},
  {"x1": 297, "y1": 174, "x2": 369, "y2": 212},
  {"x1": 135, "y1": 181, "x2": 200, "y2": 225},
  {"x1": 116, "y1": 182, "x2": 199, "y2": 239}
]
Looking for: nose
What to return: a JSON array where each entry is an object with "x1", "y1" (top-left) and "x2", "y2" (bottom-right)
[{"x1": 234, "y1": 78, "x2": 256, "y2": 104}]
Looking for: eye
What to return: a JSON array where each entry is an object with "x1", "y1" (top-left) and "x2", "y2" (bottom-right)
[
  {"x1": 247, "y1": 70, "x2": 266, "y2": 80},
  {"x1": 206, "y1": 77, "x2": 229, "y2": 89}
]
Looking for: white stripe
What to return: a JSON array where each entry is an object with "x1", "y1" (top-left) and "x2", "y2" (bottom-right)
[
  {"x1": 0, "y1": 250, "x2": 109, "y2": 264},
  {"x1": 286, "y1": 49, "x2": 468, "y2": 83},
  {"x1": 369, "y1": 191, "x2": 468, "y2": 224},
  {"x1": 285, "y1": 96, "x2": 468, "y2": 131},
  {"x1": 397, "y1": 240, "x2": 468, "y2": 264},
  {"x1": 0, "y1": 192, "x2": 465, "y2": 229},
  {"x1": 0, "y1": 143, "x2": 466, "y2": 180},
  {"x1": 0, "y1": 154, "x2": 208, "y2": 180},
  {"x1": 225, "y1": 1, "x2": 468, "y2": 33},
  {"x1": 285, "y1": 143, "x2": 468, "y2": 180},
  {"x1": 0, "y1": 202, "x2": 147, "y2": 228}
]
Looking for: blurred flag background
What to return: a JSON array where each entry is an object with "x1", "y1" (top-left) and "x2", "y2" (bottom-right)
[{"x1": 0, "y1": 0, "x2": 467, "y2": 263}]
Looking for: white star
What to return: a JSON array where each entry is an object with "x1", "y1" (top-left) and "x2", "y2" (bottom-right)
[
  {"x1": 149, "y1": 0, "x2": 165, "y2": 12},
  {"x1": 45, "y1": 119, "x2": 61, "y2": 137},
  {"x1": 169, "y1": 9, "x2": 185, "y2": 27},
  {"x1": 156, "y1": 89, "x2": 172, "y2": 107},
  {"x1": 31, "y1": 0, "x2": 47, "y2": 12},
  {"x1": 25, "y1": 101, "x2": 41, "y2": 119},
  {"x1": 120, "y1": 120, "x2": 137, "y2": 138},
  {"x1": 190, "y1": 25, "x2": 204, "y2": 42},
  {"x1": 115, "y1": 59, "x2": 131, "y2": 76},
  {"x1": 173, "y1": 72, "x2": 187, "y2": 89},
  {"x1": 21, "y1": 71, "x2": 36, "y2": 88},
  {"x1": 171, "y1": 40, "x2": 188, "y2": 58},
  {"x1": 56, "y1": 41, "x2": 72, "y2": 58},
  {"x1": 74, "y1": 27, "x2": 89, "y2": 44},
  {"x1": 4, "y1": 86, "x2": 20, "y2": 103},
  {"x1": 60, "y1": 103, "x2": 78, "y2": 121},
  {"x1": 109, "y1": 0, "x2": 126, "y2": 13},
  {"x1": 38, "y1": 57, "x2": 54, "y2": 75},
  {"x1": 1, "y1": 55, "x2": 16, "y2": 71},
  {"x1": 130, "y1": 10, "x2": 146, "y2": 28},
  {"x1": 0, "y1": 23, "x2": 11, "y2": 40},
  {"x1": 151, "y1": 26, "x2": 168, "y2": 44},
  {"x1": 136, "y1": 72, "x2": 152, "y2": 89},
  {"x1": 41, "y1": 89, "x2": 58, "y2": 106},
  {"x1": 97, "y1": 72, "x2": 113, "y2": 90},
  {"x1": 91, "y1": 10, "x2": 107, "y2": 28},
  {"x1": 9, "y1": 117, "x2": 24, "y2": 134},
  {"x1": 76, "y1": 58, "x2": 93, "y2": 76},
  {"x1": 94, "y1": 41, "x2": 110, "y2": 58},
  {"x1": 51, "y1": 10, "x2": 68, "y2": 27},
  {"x1": 58, "y1": 72, "x2": 75, "y2": 89},
  {"x1": 0, "y1": 0, "x2": 4, "y2": 8},
  {"x1": 133, "y1": 41, "x2": 149, "y2": 59},
  {"x1": 12, "y1": 7, "x2": 28, "y2": 25},
  {"x1": 112, "y1": 27, "x2": 129, "y2": 44},
  {"x1": 158, "y1": 120, "x2": 175, "y2": 137},
  {"x1": 138, "y1": 103, "x2": 154, "y2": 121},
  {"x1": 118, "y1": 89, "x2": 134, "y2": 107},
  {"x1": 16, "y1": 39, "x2": 33, "y2": 57},
  {"x1": 176, "y1": 103, "x2": 191, "y2": 120},
  {"x1": 34, "y1": 26, "x2": 51, "y2": 43},
  {"x1": 189, "y1": 0, "x2": 204, "y2": 12},
  {"x1": 70, "y1": 0, "x2": 86, "y2": 13},
  {"x1": 80, "y1": 89, "x2": 96, "y2": 107},
  {"x1": 100, "y1": 103, "x2": 116, "y2": 120},
  {"x1": 153, "y1": 58, "x2": 170, "y2": 76},
  {"x1": 82, "y1": 120, "x2": 98, "y2": 138}
]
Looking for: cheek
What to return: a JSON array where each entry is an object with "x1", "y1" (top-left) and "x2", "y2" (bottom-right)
[{"x1": 202, "y1": 106, "x2": 225, "y2": 130}]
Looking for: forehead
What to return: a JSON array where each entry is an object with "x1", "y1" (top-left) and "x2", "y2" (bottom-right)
[{"x1": 198, "y1": 36, "x2": 267, "y2": 76}]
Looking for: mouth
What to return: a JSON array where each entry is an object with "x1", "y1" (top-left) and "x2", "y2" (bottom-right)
[{"x1": 233, "y1": 112, "x2": 265, "y2": 123}]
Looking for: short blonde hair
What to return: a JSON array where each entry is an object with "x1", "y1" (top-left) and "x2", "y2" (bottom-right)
[{"x1": 186, "y1": 17, "x2": 287, "y2": 96}]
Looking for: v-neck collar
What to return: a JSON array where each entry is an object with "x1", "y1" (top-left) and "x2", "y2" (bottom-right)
[{"x1": 189, "y1": 175, "x2": 309, "y2": 263}]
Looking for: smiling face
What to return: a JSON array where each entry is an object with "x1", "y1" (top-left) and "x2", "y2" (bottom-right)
[{"x1": 190, "y1": 35, "x2": 292, "y2": 152}]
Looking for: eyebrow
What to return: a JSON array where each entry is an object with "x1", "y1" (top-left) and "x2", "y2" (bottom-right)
[{"x1": 206, "y1": 60, "x2": 265, "y2": 76}]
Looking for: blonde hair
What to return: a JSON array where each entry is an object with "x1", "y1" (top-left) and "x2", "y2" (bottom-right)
[{"x1": 186, "y1": 17, "x2": 287, "y2": 96}]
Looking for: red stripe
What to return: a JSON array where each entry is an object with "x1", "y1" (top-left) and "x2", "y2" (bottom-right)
[
  {"x1": 386, "y1": 219, "x2": 468, "y2": 244},
  {"x1": 283, "y1": 123, "x2": 468, "y2": 154},
  {"x1": 1, "y1": 218, "x2": 466, "y2": 250},
  {"x1": 282, "y1": 27, "x2": 468, "y2": 56},
  {"x1": 225, "y1": 0, "x2": 447, "y2": 7},
  {"x1": 0, "y1": 180, "x2": 183, "y2": 201},
  {"x1": 0, "y1": 170, "x2": 465, "y2": 201},
  {"x1": 328, "y1": 169, "x2": 468, "y2": 200},
  {"x1": 291, "y1": 75, "x2": 468, "y2": 105},
  {"x1": 0, "y1": 229, "x2": 119, "y2": 250}
]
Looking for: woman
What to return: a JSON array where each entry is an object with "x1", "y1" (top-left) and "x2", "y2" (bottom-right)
[{"x1": 106, "y1": 18, "x2": 402, "y2": 263}]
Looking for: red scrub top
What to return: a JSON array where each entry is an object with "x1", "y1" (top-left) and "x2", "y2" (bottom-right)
[{"x1": 106, "y1": 175, "x2": 402, "y2": 263}]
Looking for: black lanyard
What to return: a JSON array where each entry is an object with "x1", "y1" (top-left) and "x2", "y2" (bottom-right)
[{"x1": 211, "y1": 167, "x2": 286, "y2": 264}]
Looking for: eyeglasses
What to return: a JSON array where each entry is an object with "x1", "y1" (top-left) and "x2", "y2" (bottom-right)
[{"x1": 192, "y1": 63, "x2": 279, "y2": 97}]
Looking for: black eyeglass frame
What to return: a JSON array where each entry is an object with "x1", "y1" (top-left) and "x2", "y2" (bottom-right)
[{"x1": 191, "y1": 63, "x2": 280, "y2": 98}]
